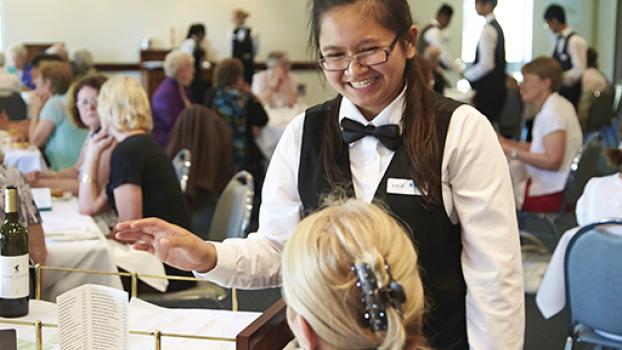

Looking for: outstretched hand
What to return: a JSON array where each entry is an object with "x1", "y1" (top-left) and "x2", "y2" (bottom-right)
[{"x1": 115, "y1": 218, "x2": 217, "y2": 273}]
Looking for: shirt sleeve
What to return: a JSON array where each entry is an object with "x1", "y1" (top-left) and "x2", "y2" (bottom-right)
[
  {"x1": 464, "y1": 24, "x2": 498, "y2": 82},
  {"x1": 443, "y1": 105, "x2": 524, "y2": 350},
  {"x1": 538, "y1": 108, "x2": 564, "y2": 136},
  {"x1": 108, "y1": 144, "x2": 144, "y2": 190},
  {"x1": 39, "y1": 96, "x2": 65, "y2": 125},
  {"x1": 424, "y1": 27, "x2": 461, "y2": 73},
  {"x1": 194, "y1": 113, "x2": 306, "y2": 287},
  {"x1": 563, "y1": 35, "x2": 587, "y2": 86}
]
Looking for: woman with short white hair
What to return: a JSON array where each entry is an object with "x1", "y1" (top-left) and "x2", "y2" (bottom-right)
[
  {"x1": 151, "y1": 49, "x2": 194, "y2": 147},
  {"x1": 81, "y1": 76, "x2": 195, "y2": 292}
]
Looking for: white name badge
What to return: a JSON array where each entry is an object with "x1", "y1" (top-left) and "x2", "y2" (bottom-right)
[{"x1": 386, "y1": 178, "x2": 423, "y2": 196}]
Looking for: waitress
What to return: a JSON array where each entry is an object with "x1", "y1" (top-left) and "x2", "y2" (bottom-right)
[{"x1": 117, "y1": 0, "x2": 523, "y2": 349}]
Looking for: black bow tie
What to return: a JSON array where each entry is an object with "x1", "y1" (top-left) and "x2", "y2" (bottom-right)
[{"x1": 340, "y1": 117, "x2": 401, "y2": 150}]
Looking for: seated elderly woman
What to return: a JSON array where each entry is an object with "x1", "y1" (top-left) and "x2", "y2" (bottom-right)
[
  {"x1": 26, "y1": 74, "x2": 109, "y2": 195},
  {"x1": 499, "y1": 57, "x2": 582, "y2": 212},
  {"x1": 0, "y1": 150, "x2": 46, "y2": 264},
  {"x1": 29, "y1": 61, "x2": 88, "y2": 170},
  {"x1": 81, "y1": 76, "x2": 194, "y2": 291},
  {"x1": 6, "y1": 44, "x2": 34, "y2": 89},
  {"x1": 282, "y1": 200, "x2": 428, "y2": 350},
  {"x1": 151, "y1": 50, "x2": 194, "y2": 148},
  {"x1": 251, "y1": 51, "x2": 298, "y2": 108}
]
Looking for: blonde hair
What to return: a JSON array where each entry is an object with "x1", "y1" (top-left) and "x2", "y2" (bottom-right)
[
  {"x1": 282, "y1": 199, "x2": 428, "y2": 350},
  {"x1": 97, "y1": 76, "x2": 153, "y2": 132},
  {"x1": 163, "y1": 50, "x2": 193, "y2": 78}
]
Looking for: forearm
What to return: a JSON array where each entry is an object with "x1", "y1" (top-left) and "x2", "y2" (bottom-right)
[
  {"x1": 78, "y1": 155, "x2": 108, "y2": 215},
  {"x1": 514, "y1": 148, "x2": 561, "y2": 170}
]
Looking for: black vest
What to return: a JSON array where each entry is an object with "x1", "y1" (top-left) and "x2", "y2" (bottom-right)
[
  {"x1": 298, "y1": 95, "x2": 468, "y2": 350},
  {"x1": 470, "y1": 19, "x2": 506, "y2": 91},
  {"x1": 232, "y1": 27, "x2": 254, "y2": 60},
  {"x1": 553, "y1": 32, "x2": 582, "y2": 107}
]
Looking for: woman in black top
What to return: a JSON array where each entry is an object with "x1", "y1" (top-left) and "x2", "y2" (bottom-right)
[{"x1": 81, "y1": 75, "x2": 193, "y2": 291}]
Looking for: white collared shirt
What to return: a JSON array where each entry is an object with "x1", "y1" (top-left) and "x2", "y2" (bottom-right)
[
  {"x1": 464, "y1": 13, "x2": 499, "y2": 82},
  {"x1": 422, "y1": 19, "x2": 462, "y2": 73},
  {"x1": 553, "y1": 27, "x2": 588, "y2": 86},
  {"x1": 196, "y1": 93, "x2": 524, "y2": 350}
]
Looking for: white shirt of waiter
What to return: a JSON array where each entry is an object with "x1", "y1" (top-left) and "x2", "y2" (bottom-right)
[
  {"x1": 196, "y1": 90, "x2": 525, "y2": 349},
  {"x1": 464, "y1": 13, "x2": 498, "y2": 82},
  {"x1": 554, "y1": 26, "x2": 588, "y2": 87},
  {"x1": 422, "y1": 19, "x2": 462, "y2": 73},
  {"x1": 527, "y1": 92, "x2": 582, "y2": 196}
]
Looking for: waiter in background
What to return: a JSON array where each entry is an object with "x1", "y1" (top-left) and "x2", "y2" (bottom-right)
[
  {"x1": 544, "y1": 4, "x2": 587, "y2": 109},
  {"x1": 231, "y1": 8, "x2": 258, "y2": 85},
  {"x1": 417, "y1": 4, "x2": 462, "y2": 74},
  {"x1": 464, "y1": 0, "x2": 506, "y2": 125}
]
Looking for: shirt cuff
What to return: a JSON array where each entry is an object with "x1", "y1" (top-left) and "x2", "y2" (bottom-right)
[{"x1": 192, "y1": 241, "x2": 237, "y2": 285}]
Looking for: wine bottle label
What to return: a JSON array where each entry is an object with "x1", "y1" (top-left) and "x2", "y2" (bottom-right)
[{"x1": 0, "y1": 254, "x2": 29, "y2": 298}]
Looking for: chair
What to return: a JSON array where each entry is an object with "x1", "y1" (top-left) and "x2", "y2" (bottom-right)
[
  {"x1": 208, "y1": 171, "x2": 254, "y2": 241},
  {"x1": 583, "y1": 87, "x2": 615, "y2": 133},
  {"x1": 518, "y1": 135, "x2": 603, "y2": 248},
  {"x1": 171, "y1": 148, "x2": 191, "y2": 193},
  {"x1": 137, "y1": 171, "x2": 254, "y2": 309},
  {"x1": 564, "y1": 219, "x2": 622, "y2": 349},
  {"x1": 498, "y1": 87, "x2": 524, "y2": 140},
  {"x1": 0, "y1": 92, "x2": 27, "y2": 121}
]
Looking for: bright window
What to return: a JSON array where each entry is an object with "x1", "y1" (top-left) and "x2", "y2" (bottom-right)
[{"x1": 461, "y1": 0, "x2": 533, "y2": 65}]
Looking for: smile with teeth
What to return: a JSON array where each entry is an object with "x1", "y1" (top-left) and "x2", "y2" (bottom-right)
[{"x1": 350, "y1": 77, "x2": 377, "y2": 89}]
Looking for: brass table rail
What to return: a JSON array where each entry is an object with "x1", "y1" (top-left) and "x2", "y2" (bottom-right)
[{"x1": 0, "y1": 263, "x2": 242, "y2": 349}]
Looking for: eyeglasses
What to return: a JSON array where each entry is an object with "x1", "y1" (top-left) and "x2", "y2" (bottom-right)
[
  {"x1": 317, "y1": 35, "x2": 401, "y2": 71},
  {"x1": 77, "y1": 98, "x2": 97, "y2": 108}
]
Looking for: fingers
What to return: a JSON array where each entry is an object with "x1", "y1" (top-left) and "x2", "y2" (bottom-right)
[
  {"x1": 116, "y1": 217, "x2": 168, "y2": 231},
  {"x1": 131, "y1": 242, "x2": 154, "y2": 254}
]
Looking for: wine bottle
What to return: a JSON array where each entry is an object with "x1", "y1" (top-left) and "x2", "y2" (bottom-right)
[{"x1": 0, "y1": 186, "x2": 29, "y2": 317}]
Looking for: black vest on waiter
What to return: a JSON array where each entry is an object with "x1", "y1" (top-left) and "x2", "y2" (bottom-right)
[
  {"x1": 298, "y1": 95, "x2": 468, "y2": 350},
  {"x1": 470, "y1": 19, "x2": 506, "y2": 92},
  {"x1": 232, "y1": 26, "x2": 255, "y2": 84},
  {"x1": 553, "y1": 32, "x2": 582, "y2": 108},
  {"x1": 469, "y1": 19, "x2": 506, "y2": 123}
]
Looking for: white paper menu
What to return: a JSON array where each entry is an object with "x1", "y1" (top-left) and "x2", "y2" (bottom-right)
[{"x1": 57, "y1": 284, "x2": 128, "y2": 350}]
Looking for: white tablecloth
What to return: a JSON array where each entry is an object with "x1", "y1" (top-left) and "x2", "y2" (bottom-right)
[
  {"x1": 3, "y1": 145, "x2": 47, "y2": 174},
  {"x1": 1, "y1": 299, "x2": 261, "y2": 350},
  {"x1": 41, "y1": 197, "x2": 168, "y2": 297},
  {"x1": 41, "y1": 198, "x2": 123, "y2": 301},
  {"x1": 255, "y1": 104, "x2": 306, "y2": 159}
]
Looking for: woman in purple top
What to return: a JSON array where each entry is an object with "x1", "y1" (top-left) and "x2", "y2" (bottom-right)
[{"x1": 151, "y1": 50, "x2": 194, "y2": 147}]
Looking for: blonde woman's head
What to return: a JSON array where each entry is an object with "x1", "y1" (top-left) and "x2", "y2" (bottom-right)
[
  {"x1": 282, "y1": 199, "x2": 427, "y2": 350},
  {"x1": 97, "y1": 76, "x2": 153, "y2": 133}
]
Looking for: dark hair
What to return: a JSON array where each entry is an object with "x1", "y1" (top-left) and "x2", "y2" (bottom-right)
[
  {"x1": 606, "y1": 123, "x2": 622, "y2": 169},
  {"x1": 186, "y1": 23, "x2": 206, "y2": 39},
  {"x1": 587, "y1": 48, "x2": 598, "y2": 69},
  {"x1": 544, "y1": 4, "x2": 566, "y2": 24},
  {"x1": 308, "y1": 0, "x2": 442, "y2": 205},
  {"x1": 30, "y1": 53, "x2": 62, "y2": 67},
  {"x1": 476, "y1": 0, "x2": 497, "y2": 9},
  {"x1": 438, "y1": 4, "x2": 453, "y2": 17},
  {"x1": 214, "y1": 58, "x2": 244, "y2": 87},
  {"x1": 67, "y1": 74, "x2": 108, "y2": 128}
]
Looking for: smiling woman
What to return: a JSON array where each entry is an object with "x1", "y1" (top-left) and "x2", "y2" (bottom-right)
[{"x1": 115, "y1": 2, "x2": 524, "y2": 349}]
